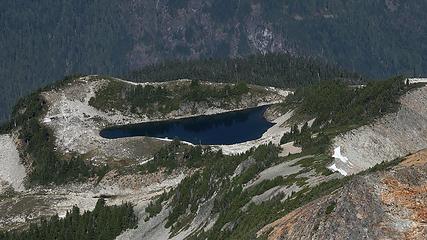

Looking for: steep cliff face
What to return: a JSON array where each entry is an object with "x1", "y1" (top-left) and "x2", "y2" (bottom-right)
[
  {"x1": 330, "y1": 85, "x2": 427, "y2": 175},
  {"x1": 259, "y1": 149, "x2": 427, "y2": 240}
]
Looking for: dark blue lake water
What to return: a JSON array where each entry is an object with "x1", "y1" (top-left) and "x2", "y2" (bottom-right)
[{"x1": 100, "y1": 106, "x2": 274, "y2": 145}]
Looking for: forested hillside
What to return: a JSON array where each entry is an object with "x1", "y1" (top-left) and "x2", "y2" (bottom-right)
[
  {"x1": 127, "y1": 54, "x2": 359, "y2": 88},
  {"x1": 0, "y1": 0, "x2": 132, "y2": 123},
  {"x1": 2, "y1": 0, "x2": 427, "y2": 123}
]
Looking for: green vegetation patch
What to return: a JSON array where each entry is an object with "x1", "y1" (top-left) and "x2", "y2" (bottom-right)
[
  {"x1": 364, "y1": 156, "x2": 405, "y2": 174},
  {"x1": 0, "y1": 187, "x2": 16, "y2": 201},
  {"x1": 245, "y1": 174, "x2": 308, "y2": 198},
  {"x1": 164, "y1": 149, "x2": 249, "y2": 232},
  {"x1": 145, "y1": 190, "x2": 172, "y2": 220},
  {"x1": 151, "y1": 139, "x2": 335, "y2": 236},
  {"x1": 285, "y1": 76, "x2": 408, "y2": 128},
  {"x1": 0, "y1": 199, "x2": 137, "y2": 240},
  {"x1": 325, "y1": 201, "x2": 337, "y2": 215},
  {"x1": 127, "y1": 54, "x2": 360, "y2": 89},
  {"x1": 89, "y1": 79, "x2": 250, "y2": 116},
  {"x1": 138, "y1": 140, "x2": 207, "y2": 174},
  {"x1": 233, "y1": 144, "x2": 282, "y2": 185},
  {"x1": 158, "y1": 143, "x2": 311, "y2": 236},
  {"x1": 293, "y1": 154, "x2": 334, "y2": 176},
  {"x1": 198, "y1": 178, "x2": 349, "y2": 240}
]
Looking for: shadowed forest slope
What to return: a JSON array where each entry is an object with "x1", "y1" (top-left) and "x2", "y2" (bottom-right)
[{"x1": 2, "y1": 0, "x2": 426, "y2": 122}]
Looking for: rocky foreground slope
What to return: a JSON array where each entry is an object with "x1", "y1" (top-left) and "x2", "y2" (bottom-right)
[{"x1": 259, "y1": 149, "x2": 427, "y2": 240}]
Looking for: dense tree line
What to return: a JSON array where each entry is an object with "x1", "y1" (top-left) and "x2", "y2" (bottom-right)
[
  {"x1": 145, "y1": 190, "x2": 172, "y2": 220},
  {"x1": 139, "y1": 140, "x2": 208, "y2": 174},
  {"x1": 89, "y1": 79, "x2": 251, "y2": 116},
  {"x1": 0, "y1": 199, "x2": 137, "y2": 240},
  {"x1": 286, "y1": 76, "x2": 408, "y2": 128},
  {"x1": 281, "y1": 122, "x2": 313, "y2": 146},
  {"x1": 126, "y1": 53, "x2": 359, "y2": 88}
]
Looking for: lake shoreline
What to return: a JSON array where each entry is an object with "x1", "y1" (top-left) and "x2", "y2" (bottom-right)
[{"x1": 99, "y1": 105, "x2": 275, "y2": 145}]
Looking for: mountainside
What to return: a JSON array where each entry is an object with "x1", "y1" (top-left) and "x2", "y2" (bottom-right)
[
  {"x1": 2, "y1": 0, "x2": 427, "y2": 123},
  {"x1": 0, "y1": 75, "x2": 426, "y2": 239},
  {"x1": 259, "y1": 149, "x2": 427, "y2": 240},
  {"x1": 0, "y1": 75, "x2": 289, "y2": 230},
  {"x1": 331, "y1": 86, "x2": 427, "y2": 174}
]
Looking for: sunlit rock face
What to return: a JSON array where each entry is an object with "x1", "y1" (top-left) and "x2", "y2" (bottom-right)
[
  {"x1": 330, "y1": 86, "x2": 427, "y2": 175},
  {"x1": 0, "y1": 134, "x2": 26, "y2": 192},
  {"x1": 259, "y1": 149, "x2": 427, "y2": 240}
]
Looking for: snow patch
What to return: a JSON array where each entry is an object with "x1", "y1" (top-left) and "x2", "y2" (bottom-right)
[
  {"x1": 152, "y1": 137, "x2": 195, "y2": 146},
  {"x1": 332, "y1": 146, "x2": 349, "y2": 163},
  {"x1": 329, "y1": 147, "x2": 350, "y2": 176},
  {"x1": 407, "y1": 78, "x2": 427, "y2": 84},
  {"x1": 43, "y1": 117, "x2": 52, "y2": 123},
  {"x1": 328, "y1": 163, "x2": 348, "y2": 176}
]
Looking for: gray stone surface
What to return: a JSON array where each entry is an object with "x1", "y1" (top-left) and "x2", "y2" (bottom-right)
[
  {"x1": 259, "y1": 152, "x2": 427, "y2": 239},
  {"x1": 0, "y1": 134, "x2": 26, "y2": 192},
  {"x1": 332, "y1": 86, "x2": 427, "y2": 175}
]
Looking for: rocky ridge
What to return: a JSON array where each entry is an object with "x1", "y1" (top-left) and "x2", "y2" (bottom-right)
[
  {"x1": 330, "y1": 85, "x2": 427, "y2": 175},
  {"x1": 259, "y1": 149, "x2": 427, "y2": 240}
]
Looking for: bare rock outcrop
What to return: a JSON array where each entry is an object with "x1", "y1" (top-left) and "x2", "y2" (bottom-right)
[
  {"x1": 331, "y1": 86, "x2": 427, "y2": 175},
  {"x1": 259, "y1": 149, "x2": 427, "y2": 240},
  {"x1": 0, "y1": 134, "x2": 26, "y2": 192}
]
